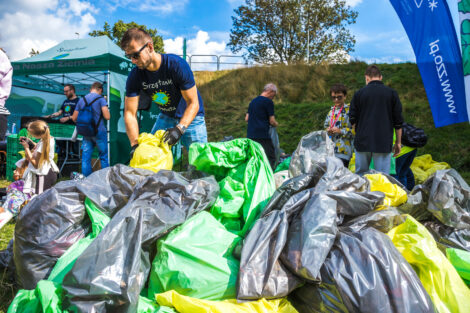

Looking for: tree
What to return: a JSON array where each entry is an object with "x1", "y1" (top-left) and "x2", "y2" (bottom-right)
[
  {"x1": 229, "y1": 0, "x2": 357, "y2": 64},
  {"x1": 89, "y1": 20, "x2": 165, "y2": 53}
]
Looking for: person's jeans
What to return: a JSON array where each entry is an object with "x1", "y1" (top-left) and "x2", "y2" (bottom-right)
[
  {"x1": 393, "y1": 149, "x2": 417, "y2": 190},
  {"x1": 355, "y1": 151, "x2": 391, "y2": 176},
  {"x1": 150, "y1": 114, "x2": 208, "y2": 150},
  {"x1": 81, "y1": 131, "x2": 109, "y2": 176}
]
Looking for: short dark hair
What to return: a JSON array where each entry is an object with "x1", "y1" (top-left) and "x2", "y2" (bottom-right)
[
  {"x1": 365, "y1": 65, "x2": 381, "y2": 78},
  {"x1": 64, "y1": 84, "x2": 75, "y2": 92},
  {"x1": 91, "y1": 82, "x2": 103, "y2": 91},
  {"x1": 330, "y1": 84, "x2": 347, "y2": 96},
  {"x1": 121, "y1": 28, "x2": 152, "y2": 50}
]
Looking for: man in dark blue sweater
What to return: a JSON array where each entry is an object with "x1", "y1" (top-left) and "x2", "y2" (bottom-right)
[
  {"x1": 350, "y1": 65, "x2": 404, "y2": 175},
  {"x1": 246, "y1": 83, "x2": 279, "y2": 170}
]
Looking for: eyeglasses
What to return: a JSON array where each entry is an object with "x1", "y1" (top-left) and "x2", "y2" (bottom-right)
[
  {"x1": 331, "y1": 95, "x2": 344, "y2": 100},
  {"x1": 125, "y1": 42, "x2": 150, "y2": 60}
]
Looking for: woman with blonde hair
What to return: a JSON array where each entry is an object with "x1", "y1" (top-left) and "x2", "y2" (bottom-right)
[{"x1": 17, "y1": 120, "x2": 59, "y2": 194}]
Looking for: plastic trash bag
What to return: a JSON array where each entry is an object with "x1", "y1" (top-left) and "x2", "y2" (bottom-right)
[
  {"x1": 290, "y1": 227, "x2": 436, "y2": 313},
  {"x1": 280, "y1": 193, "x2": 338, "y2": 282},
  {"x1": 274, "y1": 170, "x2": 289, "y2": 188},
  {"x1": 238, "y1": 189, "x2": 313, "y2": 300},
  {"x1": 388, "y1": 216, "x2": 470, "y2": 313},
  {"x1": 189, "y1": 138, "x2": 275, "y2": 236},
  {"x1": 62, "y1": 170, "x2": 219, "y2": 313},
  {"x1": 446, "y1": 248, "x2": 470, "y2": 285},
  {"x1": 410, "y1": 154, "x2": 450, "y2": 185},
  {"x1": 397, "y1": 184, "x2": 433, "y2": 221},
  {"x1": 76, "y1": 164, "x2": 155, "y2": 217},
  {"x1": 270, "y1": 126, "x2": 281, "y2": 166},
  {"x1": 148, "y1": 211, "x2": 240, "y2": 300},
  {"x1": 365, "y1": 173, "x2": 408, "y2": 207},
  {"x1": 288, "y1": 130, "x2": 334, "y2": 178},
  {"x1": 424, "y1": 221, "x2": 470, "y2": 252},
  {"x1": 342, "y1": 207, "x2": 407, "y2": 233},
  {"x1": 155, "y1": 290, "x2": 299, "y2": 313},
  {"x1": 424, "y1": 169, "x2": 470, "y2": 230},
  {"x1": 130, "y1": 131, "x2": 173, "y2": 173},
  {"x1": 275, "y1": 156, "x2": 291, "y2": 173},
  {"x1": 14, "y1": 180, "x2": 88, "y2": 289}
]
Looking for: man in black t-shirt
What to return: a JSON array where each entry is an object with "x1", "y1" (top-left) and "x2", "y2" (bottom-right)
[
  {"x1": 246, "y1": 83, "x2": 279, "y2": 170},
  {"x1": 44, "y1": 84, "x2": 79, "y2": 123},
  {"x1": 349, "y1": 65, "x2": 404, "y2": 175}
]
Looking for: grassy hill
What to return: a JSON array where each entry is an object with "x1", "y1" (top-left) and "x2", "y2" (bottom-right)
[{"x1": 195, "y1": 62, "x2": 470, "y2": 182}]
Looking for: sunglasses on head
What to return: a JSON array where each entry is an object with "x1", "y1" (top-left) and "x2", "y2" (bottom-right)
[
  {"x1": 125, "y1": 42, "x2": 150, "y2": 59},
  {"x1": 331, "y1": 95, "x2": 344, "y2": 100}
]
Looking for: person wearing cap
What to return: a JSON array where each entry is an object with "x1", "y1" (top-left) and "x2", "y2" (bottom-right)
[
  {"x1": 121, "y1": 28, "x2": 207, "y2": 159},
  {"x1": 245, "y1": 83, "x2": 279, "y2": 170}
]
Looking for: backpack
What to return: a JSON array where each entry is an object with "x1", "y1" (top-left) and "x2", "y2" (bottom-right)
[
  {"x1": 76, "y1": 96, "x2": 103, "y2": 137},
  {"x1": 401, "y1": 122, "x2": 427, "y2": 148}
]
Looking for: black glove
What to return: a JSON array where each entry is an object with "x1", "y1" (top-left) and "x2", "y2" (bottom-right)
[
  {"x1": 129, "y1": 144, "x2": 139, "y2": 160},
  {"x1": 163, "y1": 126, "x2": 183, "y2": 146}
]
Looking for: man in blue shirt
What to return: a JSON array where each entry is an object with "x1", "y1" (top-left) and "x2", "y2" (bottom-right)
[
  {"x1": 121, "y1": 28, "x2": 207, "y2": 157},
  {"x1": 71, "y1": 82, "x2": 110, "y2": 176},
  {"x1": 246, "y1": 83, "x2": 279, "y2": 170},
  {"x1": 45, "y1": 84, "x2": 79, "y2": 123}
]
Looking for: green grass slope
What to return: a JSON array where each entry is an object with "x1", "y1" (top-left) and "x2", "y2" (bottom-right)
[{"x1": 196, "y1": 62, "x2": 470, "y2": 182}]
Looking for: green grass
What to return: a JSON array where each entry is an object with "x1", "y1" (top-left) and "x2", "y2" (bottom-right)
[{"x1": 0, "y1": 222, "x2": 16, "y2": 313}]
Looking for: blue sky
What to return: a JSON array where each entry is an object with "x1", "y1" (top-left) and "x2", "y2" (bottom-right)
[{"x1": 0, "y1": 0, "x2": 462, "y2": 65}]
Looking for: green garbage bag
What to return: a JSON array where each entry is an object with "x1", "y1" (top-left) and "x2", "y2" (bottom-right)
[
  {"x1": 275, "y1": 156, "x2": 291, "y2": 173},
  {"x1": 388, "y1": 216, "x2": 470, "y2": 313},
  {"x1": 446, "y1": 248, "x2": 470, "y2": 286},
  {"x1": 148, "y1": 211, "x2": 240, "y2": 300},
  {"x1": 189, "y1": 139, "x2": 276, "y2": 236}
]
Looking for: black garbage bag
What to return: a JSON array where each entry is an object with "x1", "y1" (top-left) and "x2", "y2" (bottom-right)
[
  {"x1": 237, "y1": 189, "x2": 313, "y2": 300},
  {"x1": 288, "y1": 131, "x2": 334, "y2": 178},
  {"x1": 77, "y1": 164, "x2": 154, "y2": 216},
  {"x1": 0, "y1": 239, "x2": 15, "y2": 281},
  {"x1": 315, "y1": 157, "x2": 369, "y2": 193},
  {"x1": 289, "y1": 228, "x2": 436, "y2": 313},
  {"x1": 261, "y1": 173, "x2": 318, "y2": 217},
  {"x1": 425, "y1": 169, "x2": 470, "y2": 229},
  {"x1": 280, "y1": 193, "x2": 338, "y2": 282},
  {"x1": 14, "y1": 180, "x2": 88, "y2": 289},
  {"x1": 325, "y1": 190, "x2": 384, "y2": 218},
  {"x1": 342, "y1": 208, "x2": 406, "y2": 233},
  {"x1": 62, "y1": 170, "x2": 219, "y2": 313},
  {"x1": 424, "y1": 221, "x2": 470, "y2": 252}
]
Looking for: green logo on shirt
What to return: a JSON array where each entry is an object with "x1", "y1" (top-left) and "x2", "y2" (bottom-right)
[{"x1": 152, "y1": 91, "x2": 169, "y2": 106}]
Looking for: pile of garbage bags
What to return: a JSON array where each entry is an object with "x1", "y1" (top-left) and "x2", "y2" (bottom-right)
[{"x1": 2, "y1": 130, "x2": 470, "y2": 313}]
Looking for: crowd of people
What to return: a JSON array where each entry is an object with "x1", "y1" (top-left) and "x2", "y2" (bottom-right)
[{"x1": 1, "y1": 28, "x2": 419, "y2": 230}]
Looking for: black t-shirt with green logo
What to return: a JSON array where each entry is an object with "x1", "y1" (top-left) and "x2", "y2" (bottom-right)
[{"x1": 61, "y1": 98, "x2": 79, "y2": 117}]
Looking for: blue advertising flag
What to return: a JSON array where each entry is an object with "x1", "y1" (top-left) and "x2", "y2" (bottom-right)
[{"x1": 390, "y1": 0, "x2": 468, "y2": 127}]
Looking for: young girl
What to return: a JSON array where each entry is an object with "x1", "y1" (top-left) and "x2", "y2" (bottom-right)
[{"x1": 18, "y1": 120, "x2": 59, "y2": 194}]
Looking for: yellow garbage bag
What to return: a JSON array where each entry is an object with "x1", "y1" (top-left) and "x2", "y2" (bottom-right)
[
  {"x1": 130, "y1": 131, "x2": 173, "y2": 173},
  {"x1": 155, "y1": 290, "x2": 299, "y2": 313},
  {"x1": 410, "y1": 154, "x2": 450, "y2": 184},
  {"x1": 388, "y1": 216, "x2": 470, "y2": 313},
  {"x1": 365, "y1": 173, "x2": 407, "y2": 207}
]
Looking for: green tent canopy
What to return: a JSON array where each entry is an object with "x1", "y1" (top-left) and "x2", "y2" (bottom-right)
[{"x1": 5, "y1": 36, "x2": 160, "y2": 166}]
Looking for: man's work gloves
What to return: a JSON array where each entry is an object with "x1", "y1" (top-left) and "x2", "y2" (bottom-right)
[
  {"x1": 163, "y1": 126, "x2": 184, "y2": 146},
  {"x1": 129, "y1": 143, "x2": 139, "y2": 160}
]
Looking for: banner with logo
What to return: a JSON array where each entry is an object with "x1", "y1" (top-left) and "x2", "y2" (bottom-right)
[
  {"x1": 459, "y1": 0, "x2": 470, "y2": 123},
  {"x1": 390, "y1": 0, "x2": 468, "y2": 127}
]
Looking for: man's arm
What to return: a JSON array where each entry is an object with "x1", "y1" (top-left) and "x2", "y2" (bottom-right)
[
  {"x1": 245, "y1": 113, "x2": 249, "y2": 122},
  {"x1": 124, "y1": 96, "x2": 140, "y2": 146},
  {"x1": 179, "y1": 86, "x2": 199, "y2": 128},
  {"x1": 269, "y1": 115, "x2": 278, "y2": 127},
  {"x1": 393, "y1": 128, "x2": 402, "y2": 157},
  {"x1": 101, "y1": 105, "x2": 110, "y2": 120},
  {"x1": 46, "y1": 109, "x2": 63, "y2": 118}
]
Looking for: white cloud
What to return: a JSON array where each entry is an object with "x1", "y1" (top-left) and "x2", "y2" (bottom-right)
[
  {"x1": 0, "y1": 0, "x2": 97, "y2": 61},
  {"x1": 345, "y1": 0, "x2": 363, "y2": 7},
  {"x1": 105, "y1": 0, "x2": 188, "y2": 14}
]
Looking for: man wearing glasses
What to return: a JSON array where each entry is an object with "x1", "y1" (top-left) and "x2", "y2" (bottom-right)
[
  {"x1": 121, "y1": 28, "x2": 207, "y2": 157},
  {"x1": 44, "y1": 84, "x2": 79, "y2": 123},
  {"x1": 349, "y1": 65, "x2": 404, "y2": 175}
]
